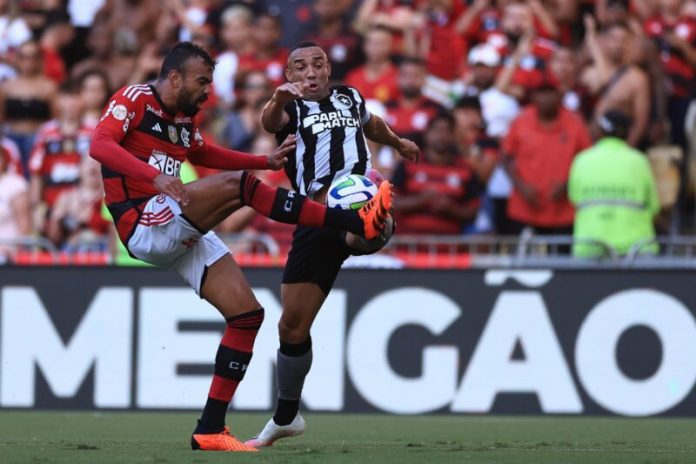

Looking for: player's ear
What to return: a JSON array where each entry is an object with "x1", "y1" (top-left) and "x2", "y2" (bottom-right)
[
  {"x1": 284, "y1": 66, "x2": 291, "y2": 82},
  {"x1": 169, "y1": 70, "x2": 182, "y2": 89}
]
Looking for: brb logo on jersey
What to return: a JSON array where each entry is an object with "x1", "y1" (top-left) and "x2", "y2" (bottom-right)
[{"x1": 148, "y1": 149, "x2": 181, "y2": 177}]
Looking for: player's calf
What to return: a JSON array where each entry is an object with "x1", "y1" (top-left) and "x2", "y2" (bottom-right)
[{"x1": 192, "y1": 308, "x2": 264, "y2": 451}]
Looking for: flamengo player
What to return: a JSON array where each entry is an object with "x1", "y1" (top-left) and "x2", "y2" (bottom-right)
[
  {"x1": 246, "y1": 42, "x2": 419, "y2": 447},
  {"x1": 89, "y1": 42, "x2": 393, "y2": 452}
]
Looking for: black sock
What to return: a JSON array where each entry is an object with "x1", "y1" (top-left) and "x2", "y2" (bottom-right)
[
  {"x1": 196, "y1": 399, "x2": 228, "y2": 433},
  {"x1": 273, "y1": 337, "x2": 313, "y2": 426},
  {"x1": 273, "y1": 398, "x2": 300, "y2": 426}
]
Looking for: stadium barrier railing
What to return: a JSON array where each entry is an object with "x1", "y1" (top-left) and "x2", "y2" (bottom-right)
[{"x1": 5, "y1": 232, "x2": 696, "y2": 269}]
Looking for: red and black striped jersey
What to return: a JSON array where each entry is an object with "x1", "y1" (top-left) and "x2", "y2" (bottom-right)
[
  {"x1": 29, "y1": 120, "x2": 93, "y2": 208},
  {"x1": 93, "y1": 84, "x2": 207, "y2": 241}
]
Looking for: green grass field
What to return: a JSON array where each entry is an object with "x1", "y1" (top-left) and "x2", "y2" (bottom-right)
[{"x1": 0, "y1": 411, "x2": 695, "y2": 464}]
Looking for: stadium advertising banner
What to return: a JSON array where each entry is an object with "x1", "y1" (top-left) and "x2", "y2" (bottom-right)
[{"x1": 1, "y1": 267, "x2": 696, "y2": 417}]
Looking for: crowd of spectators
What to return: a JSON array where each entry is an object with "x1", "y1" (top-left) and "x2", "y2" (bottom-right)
[{"x1": 0, "y1": 0, "x2": 694, "y2": 261}]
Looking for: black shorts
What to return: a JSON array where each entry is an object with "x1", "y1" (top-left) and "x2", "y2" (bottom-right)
[{"x1": 282, "y1": 226, "x2": 351, "y2": 295}]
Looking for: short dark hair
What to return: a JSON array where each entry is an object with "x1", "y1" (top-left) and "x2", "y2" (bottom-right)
[
  {"x1": 290, "y1": 41, "x2": 321, "y2": 54},
  {"x1": 58, "y1": 79, "x2": 80, "y2": 95},
  {"x1": 257, "y1": 11, "x2": 282, "y2": 28},
  {"x1": 158, "y1": 42, "x2": 216, "y2": 80},
  {"x1": 455, "y1": 95, "x2": 482, "y2": 113},
  {"x1": 398, "y1": 55, "x2": 426, "y2": 67},
  {"x1": 77, "y1": 68, "x2": 111, "y2": 92},
  {"x1": 606, "y1": 0, "x2": 629, "y2": 10},
  {"x1": 427, "y1": 111, "x2": 455, "y2": 131},
  {"x1": 367, "y1": 24, "x2": 394, "y2": 35},
  {"x1": 602, "y1": 20, "x2": 631, "y2": 34}
]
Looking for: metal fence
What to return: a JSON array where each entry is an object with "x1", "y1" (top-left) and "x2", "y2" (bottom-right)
[{"x1": 4, "y1": 232, "x2": 696, "y2": 268}]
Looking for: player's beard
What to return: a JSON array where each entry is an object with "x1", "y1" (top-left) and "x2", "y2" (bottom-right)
[
  {"x1": 401, "y1": 87, "x2": 420, "y2": 99},
  {"x1": 178, "y1": 91, "x2": 202, "y2": 117}
]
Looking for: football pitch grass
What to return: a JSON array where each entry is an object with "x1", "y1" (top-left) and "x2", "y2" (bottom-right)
[{"x1": 1, "y1": 411, "x2": 695, "y2": 464}]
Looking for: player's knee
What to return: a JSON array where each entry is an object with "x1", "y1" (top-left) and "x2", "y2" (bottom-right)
[
  {"x1": 278, "y1": 317, "x2": 309, "y2": 344},
  {"x1": 219, "y1": 172, "x2": 243, "y2": 198}
]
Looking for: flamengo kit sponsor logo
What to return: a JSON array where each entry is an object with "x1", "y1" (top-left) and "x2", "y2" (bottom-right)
[
  {"x1": 148, "y1": 149, "x2": 180, "y2": 176},
  {"x1": 145, "y1": 104, "x2": 164, "y2": 118},
  {"x1": 1, "y1": 271, "x2": 696, "y2": 415}
]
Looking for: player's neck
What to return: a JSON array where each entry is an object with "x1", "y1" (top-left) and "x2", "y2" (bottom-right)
[
  {"x1": 153, "y1": 81, "x2": 178, "y2": 114},
  {"x1": 306, "y1": 89, "x2": 331, "y2": 101},
  {"x1": 59, "y1": 118, "x2": 79, "y2": 135}
]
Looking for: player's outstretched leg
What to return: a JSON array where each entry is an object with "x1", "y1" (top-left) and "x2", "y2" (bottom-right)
[{"x1": 239, "y1": 172, "x2": 392, "y2": 240}]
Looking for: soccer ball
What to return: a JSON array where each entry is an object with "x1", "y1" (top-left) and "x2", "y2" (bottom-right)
[{"x1": 327, "y1": 174, "x2": 378, "y2": 210}]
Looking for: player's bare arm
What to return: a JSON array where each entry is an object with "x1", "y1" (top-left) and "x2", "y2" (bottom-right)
[
  {"x1": 261, "y1": 83, "x2": 305, "y2": 133},
  {"x1": 363, "y1": 113, "x2": 419, "y2": 162},
  {"x1": 627, "y1": 69, "x2": 649, "y2": 147}
]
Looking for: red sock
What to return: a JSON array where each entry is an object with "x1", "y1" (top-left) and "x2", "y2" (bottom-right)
[
  {"x1": 198, "y1": 308, "x2": 264, "y2": 431},
  {"x1": 239, "y1": 172, "x2": 363, "y2": 233}
]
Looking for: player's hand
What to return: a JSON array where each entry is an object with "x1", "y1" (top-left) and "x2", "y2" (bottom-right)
[
  {"x1": 396, "y1": 138, "x2": 420, "y2": 162},
  {"x1": 518, "y1": 182, "x2": 540, "y2": 209},
  {"x1": 273, "y1": 82, "x2": 305, "y2": 105},
  {"x1": 550, "y1": 181, "x2": 567, "y2": 202},
  {"x1": 266, "y1": 135, "x2": 295, "y2": 170},
  {"x1": 583, "y1": 14, "x2": 597, "y2": 36},
  {"x1": 153, "y1": 174, "x2": 190, "y2": 206}
]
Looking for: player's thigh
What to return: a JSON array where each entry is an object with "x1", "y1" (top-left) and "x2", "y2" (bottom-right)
[
  {"x1": 200, "y1": 253, "x2": 260, "y2": 319},
  {"x1": 279, "y1": 282, "x2": 327, "y2": 343},
  {"x1": 278, "y1": 227, "x2": 349, "y2": 342},
  {"x1": 180, "y1": 171, "x2": 244, "y2": 232}
]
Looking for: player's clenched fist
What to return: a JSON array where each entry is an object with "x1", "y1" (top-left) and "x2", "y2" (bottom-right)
[
  {"x1": 397, "y1": 138, "x2": 420, "y2": 163},
  {"x1": 153, "y1": 174, "x2": 190, "y2": 206},
  {"x1": 272, "y1": 82, "x2": 305, "y2": 105},
  {"x1": 266, "y1": 135, "x2": 296, "y2": 170}
]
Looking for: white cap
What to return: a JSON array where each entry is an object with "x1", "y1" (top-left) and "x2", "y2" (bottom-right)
[{"x1": 468, "y1": 43, "x2": 501, "y2": 67}]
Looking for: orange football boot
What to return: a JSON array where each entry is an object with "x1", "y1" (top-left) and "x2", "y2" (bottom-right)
[
  {"x1": 191, "y1": 426, "x2": 259, "y2": 452},
  {"x1": 358, "y1": 181, "x2": 393, "y2": 240}
]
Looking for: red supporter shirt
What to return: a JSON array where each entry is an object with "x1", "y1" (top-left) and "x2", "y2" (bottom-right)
[
  {"x1": 644, "y1": 16, "x2": 696, "y2": 98},
  {"x1": 2, "y1": 137, "x2": 23, "y2": 176},
  {"x1": 42, "y1": 46, "x2": 66, "y2": 84},
  {"x1": 489, "y1": 34, "x2": 556, "y2": 92},
  {"x1": 308, "y1": 29, "x2": 363, "y2": 81},
  {"x1": 421, "y1": 6, "x2": 467, "y2": 81},
  {"x1": 91, "y1": 84, "x2": 269, "y2": 243},
  {"x1": 504, "y1": 106, "x2": 591, "y2": 227},
  {"x1": 238, "y1": 48, "x2": 289, "y2": 87},
  {"x1": 392, "y1": 157, "x2": 481, "y2": 234},
  {"x1": 345, "y1": 64, "x2": 399, "y2": 103},
  {"x1": 461, "y1": 7, "x2": 501, "y2": 43},
  {"x1": 385, "y1": 97, "x2": 444, "y2": 146},
  {"x1": 29, "y1": 120, "x2": 93, "y2": 208},
  {"x1": 461, "y1": 8, "x2": 555, "y2": 42}
]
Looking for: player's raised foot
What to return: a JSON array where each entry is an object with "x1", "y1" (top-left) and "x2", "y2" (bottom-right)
[
  {"x1": 191, "y1": 425, "x2": 259, "y2": 452},
  {"x1": 244, "y1": 413, "x2": 306, "y2": 448},
  {"x1": 358, "y1": 181, "x2": 393, "y2": 240}
]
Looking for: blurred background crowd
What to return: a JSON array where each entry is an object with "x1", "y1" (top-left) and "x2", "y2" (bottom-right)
[{"x1": 0, "y1": 0, "x2": 695, "y2": 263}]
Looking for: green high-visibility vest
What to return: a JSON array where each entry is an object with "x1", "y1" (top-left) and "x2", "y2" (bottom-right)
[{"x1": 568, "y1": 137, "x2": 659, "y2": 258}]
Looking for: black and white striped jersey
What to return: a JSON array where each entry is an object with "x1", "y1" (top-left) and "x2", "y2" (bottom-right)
[{"x1": 275, "y1": 85, "x2": 372, "y2": 196}]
